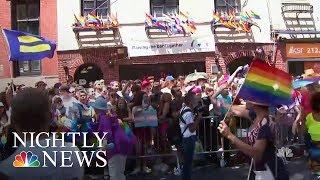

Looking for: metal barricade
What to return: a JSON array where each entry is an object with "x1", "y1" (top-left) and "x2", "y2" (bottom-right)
[
  {"x1": 127, "y1": 115, "x2": 252, "y2": 172},
  {"x1": 127, "y1": 113, "x2": 306, "y2": 176}
]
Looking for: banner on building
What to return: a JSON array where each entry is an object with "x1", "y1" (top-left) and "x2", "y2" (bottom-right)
[
  {"x1": 120, "y1": 24, "x2": 215, "y2": 57},
  {"x1": 286, "y1": 43, "x2": 320, "y2": 58}
]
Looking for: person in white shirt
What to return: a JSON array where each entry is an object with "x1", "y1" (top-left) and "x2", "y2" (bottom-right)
[
  {"x1": 59, "y1": 85, "x2": 79, "y2": 120},
  {"x1": 179, "y1": 86, "x2": 202, "y2": 180},
  {"x1": 0, "y1": 88, "x2": 84, "y2": 180}
]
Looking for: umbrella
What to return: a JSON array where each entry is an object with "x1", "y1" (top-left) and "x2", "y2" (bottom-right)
[
  {"x1": 303, "y1": 77, "x2": 320, "y2": 82},
  {"x1": 292, "y1": 79, "x2": 315, "y2": 89},
  {"x1": 185, "y1": 70, "x2": 208, "y2": 83}
]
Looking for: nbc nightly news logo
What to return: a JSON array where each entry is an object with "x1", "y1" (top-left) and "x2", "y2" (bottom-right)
[
  {"x1": 13, "y1": 151, "x2": 40, "y2": 167},
  {"x1": 12, "y1": 132, "x2": 109, "y2": 168}
]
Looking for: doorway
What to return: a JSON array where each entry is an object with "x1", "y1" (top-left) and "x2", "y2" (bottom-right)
[
  {"x1": 74, "y1": 63, "x2": 103, "y2": 88},
  {"x1": 227, "y1": 56, "x2": 254, "y2": 74},
  {"x1": 288, "y1": 61, "x2": 304, "y2": 77}
]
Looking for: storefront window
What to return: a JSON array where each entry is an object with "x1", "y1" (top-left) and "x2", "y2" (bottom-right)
[
  {"x1": 82, "y1": 0, "x2": 110, "y2": 19},
  {"x1": 12, "y1": 0, "x2": 41, "y2": 76},
  {"x1": 150, "y1": 0, "x2": 179, "y2": 17},
  {"x1": 214, "y1": 0, "x2": 241, "y2": 14}
]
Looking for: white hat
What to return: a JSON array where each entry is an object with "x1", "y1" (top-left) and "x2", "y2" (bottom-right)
[{"x1": 0, "y1": 102, "x2": 4, "y2": 107}]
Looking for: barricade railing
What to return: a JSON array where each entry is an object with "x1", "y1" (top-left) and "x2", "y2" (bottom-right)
[{"x1": 127, "y1": 114, "x2": 306, "y2": 174}]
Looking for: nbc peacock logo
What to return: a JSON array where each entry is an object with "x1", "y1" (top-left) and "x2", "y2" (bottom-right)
[{"x1": 13, "y1": 151, "x2": 40, "y2": 168}]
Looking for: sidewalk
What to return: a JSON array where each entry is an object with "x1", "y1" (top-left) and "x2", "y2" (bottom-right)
[{"x1": 126, "y1": 157, "x2": 310, "y2": 180}]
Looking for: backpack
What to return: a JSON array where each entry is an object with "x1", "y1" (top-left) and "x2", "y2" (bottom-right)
[{"x1": 167, "y1": 108, "x2": 193, "y2": 146}]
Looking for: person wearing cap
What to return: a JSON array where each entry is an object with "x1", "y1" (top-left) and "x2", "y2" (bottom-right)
[
  {"x1": 161, "y1": 76, "x2": 174, "y2": 95},
  {"x1": 91, "y1": 97, "x2": 127, "y2": 180},
  {"x1": 218, "y1": 101, "x2": 289, "y2": 180}
]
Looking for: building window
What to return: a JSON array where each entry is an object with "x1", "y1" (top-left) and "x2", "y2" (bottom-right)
[
  {"x1": 215, "y1": 0, "x2": 241, "y2": 14},
  {"x1": 12, "y1": 0, "x2": 41, "y2": 76},
  {"x1": 82, "y1": 0, "x2": 110, "y2": 18},
  {"x1": 150, "y1": 0, "x2": 179, "y2": 17}
]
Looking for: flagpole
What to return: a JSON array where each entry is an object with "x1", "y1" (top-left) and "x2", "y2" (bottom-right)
[
  {"x1": 0, "y1": 26, "x2": 15, "y2": 95},
  {"x1": 221, "y1": 63, "x2": 253, "y2": 123},
  {"x1": 217, "y1": 63, "x2": 252, "y2": 166}
]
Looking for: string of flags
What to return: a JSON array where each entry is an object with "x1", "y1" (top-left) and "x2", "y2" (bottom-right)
[
  {"x1": 145, "y1": 11, "x2": 197, "y2": 36},
  {"x1": 73, "y1": 13, "x2": 119, "y2": 29},
  {"x1": 212, "y1": 10, "x2": 261, "y2": 32}
]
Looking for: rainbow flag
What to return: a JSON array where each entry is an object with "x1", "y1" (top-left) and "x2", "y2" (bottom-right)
[{"x1": 238, "y1": 60, "x2": 293, "y2": 106}]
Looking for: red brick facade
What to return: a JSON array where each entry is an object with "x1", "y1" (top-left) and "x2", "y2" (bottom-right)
[
  {"x1": 0, "y1": 0, "x2": 12, "y2": 78},
  {"x1": 213, "y1": 42, "x2": 287, "y2": 72},
  {"x1": 57, "y1": 42, "x2": 287, "y2": 83},
  {"x1": 40, "y1": 0, "x2": 58, "y2": 76},
  {"x1": 57, "y1": 49, "x2": 215, "y2": 83},
  {"x1": 0, "y1": 0, "x2": 58, "y2": 78}
]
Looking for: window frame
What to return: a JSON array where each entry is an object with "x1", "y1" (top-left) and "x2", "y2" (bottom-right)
[
  {"x1": 150, "y1": 0, "x2": 179, "y2": 17},
  {"x1": 214, "y1": 0, "x2": 241, "y2": 14},
  {"x1": 81, "y1": 0, "x2": 111, "y2": 18},
  {"x1": 11, "y1": 0, "x2": 41, "y2": 76}
]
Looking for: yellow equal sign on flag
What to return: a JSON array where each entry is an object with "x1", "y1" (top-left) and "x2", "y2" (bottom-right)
[
  {"x1": 2, "y1": 28, "x2": 56, "y2": 61},
  {"x1": 18, "y1": 36, "x2": 42, "y2": 43},
  {"x1": 20, "y1": 44, "x2": 51, "y2": 53},
  {"x1": 18, "y1": 35, "x2": 51, "y2": 53}
]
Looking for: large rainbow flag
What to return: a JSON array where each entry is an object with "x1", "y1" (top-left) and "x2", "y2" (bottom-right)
[{"x1": 238, "y1": 60, "x2": 293, "y2": 106}]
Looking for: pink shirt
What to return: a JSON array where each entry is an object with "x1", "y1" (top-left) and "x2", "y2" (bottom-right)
[{"x1": 301, "y1": 90, "x2": 312, "y2": 115}]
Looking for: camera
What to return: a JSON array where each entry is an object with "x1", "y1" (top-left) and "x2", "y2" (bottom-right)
[{"x1": 193, "y1": 102, "x2": 207, "y2": 116}]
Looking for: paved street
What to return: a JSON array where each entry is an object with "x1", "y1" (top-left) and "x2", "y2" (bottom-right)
[{"x1": 127, "y1": 157, "x2": 311, "y2": 180}]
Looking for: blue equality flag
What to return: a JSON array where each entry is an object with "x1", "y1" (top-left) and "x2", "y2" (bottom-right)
[{"x1": 2, "y1": 29, "x2": 56, "y2": 61}]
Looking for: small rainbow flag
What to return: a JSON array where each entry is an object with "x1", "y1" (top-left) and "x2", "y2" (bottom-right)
[{"x1": 238, "y1": 60, "x2": 293, "y2": 106}]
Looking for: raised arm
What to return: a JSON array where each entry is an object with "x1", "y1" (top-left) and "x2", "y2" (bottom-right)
[{"x1": 227, "y1": 66, "x2": 243, "y2": 85}]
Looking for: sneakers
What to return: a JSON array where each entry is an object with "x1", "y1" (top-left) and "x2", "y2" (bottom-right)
[
  {"x1": 130, "y1": 166, "x2": 152, "y2": 174},
  {"x1": 173, "y1": 165, "x2": 182, "y2": 176},
  {"x1": 130, "y1": 167, "x2": 141, "y2": 174},
  {"x1": 171, "y1": 145, "x2": 177, "y2": 151},
  {"x1": 142, "y1": 166, "x2": 152, "y2": 174}
]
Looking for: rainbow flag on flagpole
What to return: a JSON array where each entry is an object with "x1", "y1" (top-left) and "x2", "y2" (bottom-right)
[{"x1": 238, "y1": 60, "x2": 293, "y2": 106}]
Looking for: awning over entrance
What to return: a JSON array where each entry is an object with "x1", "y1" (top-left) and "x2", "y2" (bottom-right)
[{"x1": 119, "y1": 24, "x2": 215, "y2": 57}]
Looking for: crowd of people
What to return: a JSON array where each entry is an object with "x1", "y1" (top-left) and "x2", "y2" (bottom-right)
[{"x1": 0, "y1": 63, "x2": 319, "y2": 180}]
